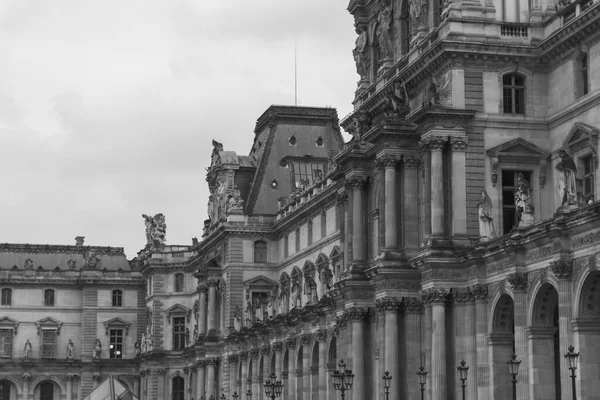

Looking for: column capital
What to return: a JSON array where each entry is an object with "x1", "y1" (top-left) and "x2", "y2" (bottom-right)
[
  {"x1": 22, "y1": 372, "x2": 31, "y2": 381},
  {"x1": 66, "y1": 374, "x2": 76, "y2": 381},
  {"x1": 316, "y1": 329, "x2": 328, "y2": 342},
  {"x1": 205, "y1": 357, "x2": 220, "y2": 366},
  {"x1": 239, "y1": 351, "x2": 249, "y2": 362},
  {"x1": 402, "y1": 297, "x2": 423, "y2": 313},
  {"x1": 198, "y1": 285, "x2": 208, "y2": 294},
  {"x1": 156, "y1": 368, "x2": 167, "y2": 375},
  {"x1": 299, "y1": 334, "x2": 312, "y2": 346},
  {"x1": 285, "y1": 338, "x2": 296, "y2": 349},
  {"x1": 261, "y1": 346, "x2": 271, "y2": 355},
  {"x1": 471, "y1": 284, "x2": 489, "y2": 301},
  {"x1": 453, "y1": 288, "x2": 475, "y2": 303},
  {"x1": 272, "y1": 341, "x2": 284, "y2": 352},
  {"x1": 228, "y1": 354, "x2": 239, "y2": 363},
  {"x1": 346, "y1": 176, "x2": 368, "y2": 190},
  {"x1": 344, "y1": 307, "x2": 367, "y2": 321},
  {"x1": 191, "y1": 366, "x2": 197, "y2": 372},
  {"x1": 419, "y1": 136, "x2": 446, "y2": 151},
  {"x1": 448, "y1": 136, "x2": 468, "y2": 152},
  {"x1": 207, "y1": 280, "x2": 220, "y2": 288},
  {"x1": 403, "y1": 156, "x2": 421, "y2": 169},
  {"x1": 549, "y1": 260, "x2": 573, "y2": 280},
  {"x1": 375, "y1": 297, "x2": 400, "y2": 313},
  {"x1": 183, "y1": 366, "x2": 190, "y2": 374},
  {"x1": 249, "y1": 349, "x2": 259, "y2": 359},
  {"x1": 380, "y1": 155, "x2": 399, "y2": 168},
  {"x1": 336, "y1": 192, "x2": 349, "y2": 206},
  {"x1": 420, "y1": 288, "x2": 450, "y2": 304},
  {"x1": 508, "y1": 272, "x2": 528, "y2": 291}
]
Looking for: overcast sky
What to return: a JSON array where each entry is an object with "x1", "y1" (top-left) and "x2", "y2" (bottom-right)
[{"x1": 0, "y1": 0, "x2": 357, "y2": 258}]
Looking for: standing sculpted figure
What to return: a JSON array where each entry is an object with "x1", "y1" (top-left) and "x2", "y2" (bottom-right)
[
  {"x1": 142, "y1": 213, "x2": 167, "y2": 247},
  {"x1": 67, "y1": 339, "x2": 74, "y2": 360},
  {"x1": 478, "y1": 190, "x2": 497, "y2": 241},
  {"x1": 556, "y1": 150, "x2": 578, "y2": 206},
  {"x1": 353, "y1": 28, "x2": 369, "y2": 79},
  {"x1": 291, "y1": 278, "x2": 302, "y2": 308},
  {"x1": 93, "y1": 338, "x2": 102, "y2": 359},
  {"x1": 377, "y1": 2, "x2": 394, "y2": 59},
  {"x1": 24, "y1": 339, "x2": 32, "y2": 358},
  {"x1": 515, "y1": 173, "x2": 533, "y2": 226}
]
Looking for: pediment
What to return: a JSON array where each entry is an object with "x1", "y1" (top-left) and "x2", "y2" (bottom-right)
[
  {"x1": 36, "y1": 317, "x2": 63, "y2": 335},
  {"x1": 166, "y1": 304, "x2": 191, "y2": 324},
  {"x1": 562, "y1": 122, "x2": 599, "y2": 153},
  {"x1": 243, "y1": 275, "x2": 278, "y2": 287},
  {"x1": 487, "y1": 138, "x2": 551, "y2": 162},
  {"x1": 0, "y1": 316, "x2": 19, "y2": 334},
  {"x1": 103, "y1": 317, "x2": 131, "y2": 336}
]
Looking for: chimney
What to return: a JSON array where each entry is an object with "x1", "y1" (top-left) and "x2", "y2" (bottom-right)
[{"x1": 75, "y1": 236, "x2": 85, "y2": 246}]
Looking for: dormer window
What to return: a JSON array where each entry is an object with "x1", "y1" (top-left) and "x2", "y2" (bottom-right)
[{"x1": 290, "y1": 160, "x2": 326, "y2": 190}]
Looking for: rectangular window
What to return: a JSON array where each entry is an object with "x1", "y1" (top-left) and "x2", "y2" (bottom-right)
[
  {"x1": 254, "y1": 241, "x2": 267, "y2": 263},
  {"x1": 503, "y1": 74, "x2": 525, "y2": 114},
  {"x1": 502, "y1": 170, "x2": 532, "y2": 234},
  {"x1": 291, "y1": 161, "x2": 326, "y2": 189},
  {"x1": 175, "y1": 274, "x2": 184, "y2": 293},
  {"x1": 173, "y1": 317, "x2": 186, "y2": 350},
  {"x1": 41, "y1": 329, "x2": 57, "y2": 358},
  {"x1": 0, "y1": 329, "x2": 12, "y2": 357},
  {"x1": 44, "y1": 289, "x2": 55, "y2": 307},
  {"x1": 583, "y1": 156, "x2": 595, "y2": 203},
  {"x1": 109, "y1": 329, "x2": 123, "y2": 359},
  {"x1": 112, "y1": 290, "x2": 123, "y2": 307},
  {"x1": 1, "y1": 288, "x2": 11, "y2": 306},
  {"x1": 582, "y1": 54, "x2": 589, "y2": 96}
]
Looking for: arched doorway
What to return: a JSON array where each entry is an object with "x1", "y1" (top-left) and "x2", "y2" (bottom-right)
[
  {"x1": 283, "y1": 349, "x2": 290, "y2": 400},
  {"x1": 530, "y1": 283, "x2": 561, "y2": 400},
  {"x1": 490, "y1": 294, "x2": 515, "y2": 400},
  {"x1": 297, "y1": 345, "x2": 304, "y2": 398},
  {"x1": 311, "y1": 342, "x2": 320, "y2": 400},
  {"x1": 574, "y1": 271, "x2": 600, "y2": 400},
  {"x1": 172, "y1": 376, "x2": 185, "y2": 400},
  {"x1": 327, "y1": 337, "x2": 337, "y2": 400},
  {"x1": 39, "y1": 381, "x2": 55, "y2": 400},
  {"x1": 0, "y1": 380, "x2": 12, "y2": 400}
]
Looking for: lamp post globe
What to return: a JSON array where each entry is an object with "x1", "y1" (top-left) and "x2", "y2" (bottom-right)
[
  {"x1": 565, "y1": 345, "x2": 580, "y2": 400},
  {"x1": 331, "y1": 359, "x2": 354, "y2": 400},
  {"x1": 507, "y1": 354, "x2": 521, "y2": 400},
  {"x1": 457, "y1": 360, "x2": 469, "y2": 400},
  {"x1": 417, "y1": 366, "x2": 428, "y2": 400},
  {"x1": 382, "y1": 371, "x2": 392, "y2": 400}
]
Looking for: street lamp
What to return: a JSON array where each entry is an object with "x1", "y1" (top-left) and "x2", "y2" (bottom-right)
[
  {"x1": 382, "y1": 371, "x2": 392, "y2": 400},
  {"x1": 416, "y1": 366, "x2": 427, "y2": 400},
  {"x1": 565, "y1": 345, "x2": 580, "y2": 400},
  {"x1": 457, "y1": 360, "x2": 469, "y2": 400},
  {"x1": 263, "y1": 373, "x2": 284, "y2": 400},
  {"x1": 331, "y1": 359, "x2": 355, "y2": 400},
  {"x1": 220, "y1": 394, "x2": 226, "y2": 400},
  {"x1": 232, "y1": 392, "x2": 239, "y2": 400},
  {"x1": 246, "y1": 389, "x2": 252, "y2": 400},
  {"x1": 507, "y1": 354, "x2": 521, "y2": 400}
]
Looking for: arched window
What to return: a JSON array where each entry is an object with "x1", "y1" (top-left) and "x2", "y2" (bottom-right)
[
  {"x1": 174, "y1": 274, "x2": 184, "y2": 293},
  {"x1": 40, "y1": 382, "x2": 54, "y2": 400},
  {"x1": 172, "y1": 376, "x2": 185, "y2": 400},
  {"x1": 254, "y1": 240, "x2": 267, "y2": 263},
  {"x1": 1, "y1": 288, "x2": 11, "y2": 305},
  {"x1": 502, "y1": 74, "x2": 525, "y2": 114},
  {"x1": 112, "y1": 289, "x2": 123, "y2": 307},
  {"x1": 44, "y1": 289, "x2": 55, "y2": 307}
]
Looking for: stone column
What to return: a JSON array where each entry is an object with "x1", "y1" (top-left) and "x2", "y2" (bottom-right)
[
  {"x1": 140, "y1": 371, "x2": 147, "y2": 400},
  {"x1": 508, "y1": 273, "x2": 530, "y2": 400},
  {"x1": 157, "y1": 369, "x2": 167, "y2": 399},
  {"x1": 404, "y1": 298, "x2": 423, "y2": 400},
  {"x1": 465, "y1": 292, "x2": 478, "y2": 400},
  {"x1": 449, "y1": 137, "x2": 468, "y2": 237},
  {"x1": 317, "y1": 331, "x2": 328, "y2": 400},
  {"x1": 228, "y1": 356, "x2": 238, "y2": 399},
  {"x1": 422, "y1": 301, "x2": 433, "y2": 400},
  {"x1": 133, "y1": 374, "x2": 140, "y2": 399},
  {"x1": 183, "y1": 367, "x2": 191, "y2": 400},
  {"x1": 403, "y1": 157, "x2": 420, "y2": 249},
  {"x1": 350, "y1": 177, "x2": 367, "y2": 263},
  {"x1": 22, "y1": 373, "x2": 31, "y2": 400},
  {"x1": 424, "y1": 288, "x2": 449, "y2": 400},
  {"x1": 454, "y1": 290, "x2": 469, "y2": 400},
  {"x1": 550, "y1": 261, "x2": 575, "y2": 400},
  {"x1": 65, "y1": 374, "x2": 74, "y2": 400},
  {"x1": 249, "y1": 350, "x2": 259, "y2": 399},
  {"x1": 420, "y1": 144, "x2": 432, "y2": 241},
  {"x1": 207, "y1": 280, "x2": 218, "y2": 334},
  {"x1": 382, "y1": 156, "x2": 398, "y2": 250},
  {"x1": 341, "y1": 192, "x2": 352, "y2": 269},
  {"x1": 473, "y1": 285, "x2": 490, "y2": 400},
  {"x1": 300, "y1": 336, "x2": 312, "y2": 400},
  {"x1": 428, "y1": 137, "x2": 446, "y2": 237},
  {"x1": 378, "y1": 298, "x2": 400, "y2": 400},
  {"x1": 348, "y1": 308, "x2": 366, "y2": 400},
  {"x1": 286, "y1": 340, "x2": 296, "y2": 400},
  {"x1": 197, "y1": 361, "x2": 206, "y2": 400},
  {"x1": 206, "y1": 358, "x2": 218, "y2": 399},
  {"x1": 198, "y1": 285, "x2": 208, "y2": 336},
  {"x1": 295, "y1": 368, "x2": 303, "y2": 400}
]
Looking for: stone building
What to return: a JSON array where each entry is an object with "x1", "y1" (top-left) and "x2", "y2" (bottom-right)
[{"x1": 3, "y1": 0, "x2": 600, "y2": 400}]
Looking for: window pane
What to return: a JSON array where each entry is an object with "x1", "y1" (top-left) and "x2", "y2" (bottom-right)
[
  {"x1": 503, "y1": 75, "x2": 512, "y2": 85},
  {"x1": 1, "y1": 289, "x2": 10, "y2": 305},
  {"x1": 112, "y1": 290, "x2": 122, "y2": 307},
  {"x1": 0, "y1": 381, "x2": 10, "y2": 398},
  {"x1": 40, "y1": 382, "x2": 54, "y2": 400},
  {"x1": 110, "y1": 329, "x2": 123, "y2": 359},
  {"x1": 173, "y1": 317, "x2": 186, "y2": 350},
  {"x1": 45, "y1": 290, "x2": 55, "y2": 306},
  {"x1": 515, "y1": 88, "x2": 524, "y2": 114},
  {"x1": 514, "y1": 75, "x2": 524, "y2": 86},
  {"x1": 41, "y1": 330, "x2": 57, "y2": 358},
  {"x1": 0, "y1": 329, "x2": 12, "y2": 357}
]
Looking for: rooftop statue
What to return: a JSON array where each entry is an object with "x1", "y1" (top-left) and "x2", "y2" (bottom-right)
[{"x1": 142, "y1": 213, "x2": 167, "y2": 248}]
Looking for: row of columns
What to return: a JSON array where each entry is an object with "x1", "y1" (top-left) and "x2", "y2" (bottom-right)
[{"x1": 197, "y1": 280, "x2": 219, "y2": 336}]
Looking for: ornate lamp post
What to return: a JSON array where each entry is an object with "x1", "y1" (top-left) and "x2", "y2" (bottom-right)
[
  {"x1": 232, "y1": 392, "x2": 239, "y2": 400},
  {"x1": 507, "y1": 354, "x2": 521, "y2": 400},
  {"x1": 457, "y1": 360, "x2": 469, "y2": 400},
  {"x1": 220, "y1": 394, "x2": 226, "y2": 400},
  {"x1": 416, "y1": 366, "x2": 427, "y2": 400},
  {"x1": 331, "y1": 359, "x2": 355, "y2": 400},
  {"x1": 263, "y1": 373, "x2": 284, "y2": 400},
  {"x1": 565, "y1": 345, "x2": 580, "y2": 400},
  {"x1": 246, "y1": 389, "x2": 252, "y2": 400},
  {"x1": 382, "y1": 371, "x2": 392, "y2": 400}
]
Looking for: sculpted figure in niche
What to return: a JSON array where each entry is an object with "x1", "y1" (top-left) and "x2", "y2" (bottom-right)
[
  {"x1": 233, "y1": 306, "x2": 242, "y2": 331},
  {"x1": 146, "y1": 330, "x2": 154, "y2": 352},
  {"x1": 291, "y1": 277, "x2": 302, "y2": 308},
  {"x1": 353, "y1": 27, "x2": 370, "y2": 79},
  {"x1": 304, "y1": 274, "x2": 319, "y2": 304},
  {"x1": 253, "y1": 297, "x2": 263, "y2": 322},
  {"x1": 67, "y1": 339, "x2": 74, "y2": 360},
  {"x1": 245, "y1": 300, "x2": 252, "y2": 326},
  {"x1": 93, "y1": 338, "x2": 102, "y2": 359},
  {"x1": 556, "y1": 150, "x2": 578, "y2": 206},
  {"x1": 193, "y1": 324, "x2": 198, "y2": 340},
  {"x1": 409, "y1": 0, "x2": 428, "y2": 31},
  {"x1": 84, "y1": 250, "x2": 101, "y2": 269},
  {"x1": 24, "y1": 339, "x2": 32, "y2": 358},
  {"x1": 377, "y1": 1, "x2": 394, "y2": 60},
  {"x1": 267, "y1": 295, "x2": 275, "y2": 318},
  {"x1": 320, "y1": 267, "x2": 334, "y2": 292},
  {"x1": 278, "y1": 290, "x2": 289, "y2": 314},
  {"x1": 478, "y1": 190, "x2": 497, "y2": 242},
  {"x1": 134, "y1": 340, "x2": 141, "y2": 357},
  {"x1": 185, "y1": 328, "x2": 190, "y2": 347},
  {"x1": 515, "y1": 173, "x2": 534, "y2": 226},
  {"x1": 141, "y1": 333, "x2": 147, "y2": 353}
]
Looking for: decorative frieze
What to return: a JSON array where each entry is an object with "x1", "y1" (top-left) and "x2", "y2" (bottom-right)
[
  {"x1": 486, "y1": 255, "x2": 516, "y2": 276},
  {"x1": 525, "y1": 244, "x2": 558, "y2": 264},
  {"x1": 571, "y1": 230, "x2": 600, "y2": 250},
  {"x1": 508, "y1": 272, "x2": 528, "y2": 291},
  {"x1": 422, "y1": 268, "x2": 465, "y2": 281},
  {"x1": 374, "y1": 280, "x2": 421, "y2": 291}
]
